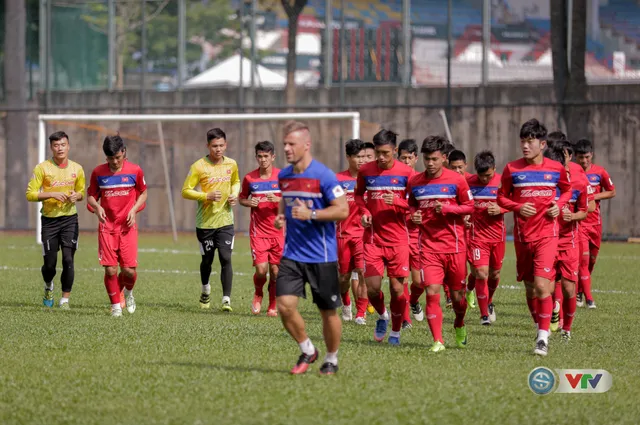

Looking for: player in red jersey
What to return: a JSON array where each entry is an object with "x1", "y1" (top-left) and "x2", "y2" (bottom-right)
[
  {"x1": 574, "y1": 138, "x2": 616, "y2": 308},
  {"x1": 336, "y1": 139, "x2": 368, "y2": 324},
  {"x1": 467, "y1": 151, "x2": 506, "y2": 325},
  {"x1": 408, "y1": 136, "x2": 475, "y2": 352},
  {"x1": 87, "y1": 135, "x2": 147, "y2": 317},
  {"x1": 497, "y1": 119, "x2": 572, "y2": 356},
  {"x1": 355, "y1": 129, "x2": 414, "y2": 346},
  {"x1": 239, "y1": 141, "x2": 283, "y2": 317},
  {"x1": 359, "y1": 142, "x2": 377, "y2": 316}
]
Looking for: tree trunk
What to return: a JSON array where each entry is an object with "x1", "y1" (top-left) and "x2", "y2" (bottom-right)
[
  {"x1": 550, "y1": 0, "x2": 568, "y2": 130},
  {"x1": 565, "y1": 0, "x2": 589, "y2": 139},
  {"x1": 281, "y1": 0, "x2": 307, "y2": 111},
  {"x1": 4, "y1": 0, "x2": 29, "y2": 229}
]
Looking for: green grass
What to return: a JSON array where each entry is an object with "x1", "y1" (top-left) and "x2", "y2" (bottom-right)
[{"x1": 1, "y1": 232, "x2": 640, "y2": 425}]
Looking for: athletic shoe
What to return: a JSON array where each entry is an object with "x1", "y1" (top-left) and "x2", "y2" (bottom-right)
[
  {"x1": 429, "y1": 341, "x2": 446, "y2": 353},
  {"x1": 290, "y1": 349, "x2": 318, "y2": 375},
  {"x1": 402, "y1": 320, "x2": 412, "y2": 330},
  {"x1": 466, "y1": 290, "x2": 476, "y2": 309},
  {"x1": 576, "y1": 292, "x2": 585, "y2": 308},
  {"x1": 367, "y1": 304, "x2": 375, "y2": 315},
  {"x1": 550, "y1": 302, "x2": 560, "y2": 332},
  {"x1": 120, "y1": 289, "x2": 126, "y2": 309},
  {"x1": 266, "y1": 308, "x2": 278, "y2": 317},
  {"x1": 199, "y1": 293, "x2": 211, "y2": 309},
  {"x1": 411, "y1": 303, "x2": 424, "y2": 321},
  {"x1": 221, "y1": 298, "x2": 233, "y2": 312},
  {"x1": 388, "y1": 335, "x2": 401, "y2": 346},
  {"x1": 488, "y1": 303, "x2": 496, "y2": 323},
  {"x1": 445, "y1": 297, "x2": 452, "y2": 309},
  {"x1": 341, "y1": 304, "x2": 353, "y2": 321},
  {"x1": 373, "y1": 318, "x2": 388, "y2": 342},
  {"x1": 59, "y1": 302, "x2": 70, "y2": 311},
  {"x1": 480, "y1": 315, "x2": 491, "y2": 326},
  {"x1": 251, "y1": 294, "x2": 262, "y2": 315},
  {"x1": 111, "y1": 306, "x2": 123, "y2": 317},
  {"x1": 586, "y1": 300, "x2": 597, "y2": 309},
  {"x1": 455, "y1": 326, "x2": 468, "y2": 348},
  {"x1": 125, "y1": 293, "x2": 136, "y2": 314},
  {"x1": 354, "y1": 316, "x2": 366, "y2": 325},
  {"x1": 560, "y1": 330, "x2": 571, "y2": 342},
  {"x1": 558, "y1": 318, "x2": 564, "y2": 330},
  {"x1": 534, "y1": 339, "x2": 548, "y2": 356},
  {"x1": 319, "y1": 362, "x2": 338, "y2": 375},
  {"x1": 43, "y1": 289, "x2": 54, "y2": 308}
]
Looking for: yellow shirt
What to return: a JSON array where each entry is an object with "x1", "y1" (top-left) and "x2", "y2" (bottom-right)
[
  {"x1": 26, "y1": 159, "x2": 86, "y2": 218},
  {"x1": 181, "y1": 156, "x2": 241, "y2": 229}
]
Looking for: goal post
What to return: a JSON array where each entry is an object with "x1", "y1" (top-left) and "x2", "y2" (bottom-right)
[{"x1": 36, "y1": 112, "x2": 361, "y2": 244}]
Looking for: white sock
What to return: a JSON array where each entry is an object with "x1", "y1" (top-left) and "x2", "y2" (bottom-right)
[
  {"x1": 537, "y1": 329, "x2": 550, "y2": 343},
  {"x1": 44, "y1": 282, "x2": 53, "y2": 291},
  {"x1": 59, "y1": 297, "x2": 69, "y2": 305},
  {"x1": 350, "y1": 271, "x2": 358, "y2": 280},
  {"x1": 324, "y1": 351, "x2": 338, "y2": 365},
  {"x1": 111, "y1": 303, "x2": 122, "y2": 310},
  {"x1": 202, "y1": 283, "x2": 211, "y2": 295},
  {"x1": 124, "y1": 288, "x2": 132, "y2": 298},
  {"x1": 298, "y1": 338, "x2": 315, "y2": 356},
  {"x1": 222, "y1": 295, "x2": 230, "y2": 304},
  {"x1": 379, "y1": 310, "x2": 389, "y2": 321},
  {"x1": 389, "y1": 330, "x2": 400, "y2": 338}
]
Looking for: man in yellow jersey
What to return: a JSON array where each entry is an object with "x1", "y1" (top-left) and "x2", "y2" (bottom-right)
[
  {"x1": 182, "y1": 128, "x2": 241, "y2": 312},
  {"x1": 26, "y1": 131, "x2": 85, "y2": 309}
]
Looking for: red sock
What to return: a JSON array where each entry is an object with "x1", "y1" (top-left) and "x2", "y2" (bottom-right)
[
  {"x1": 267, "y1": 279, "x2": 277, "y2": 310},
  {"x1": 453, "y1": 295, "x2": 468, "y2": 328},
  {"x1": 402, "y1": 282, "x2": 411, "y2": 323},
  {"x1": 122, "y1": 271, "x2": 137, "y2": 291},
  {"x1": 562, "y1": 295, "x2": 577, "y2": 331},
  {"x1": 117, "y1": 272, "x2": 125, "y2": 291},
  {"x1": 355, "y1": 297, "x2": 368, "y2": 318},
  {"x1": 475, "y1": 278, "x2": 489, "y2": 317},
  {"x1": 588, "y1": 247, "x2": 599, "y2": 274},
  {"x1": 582, "y1": 274, "x2": 594, "y2": 303},
  {"x1": 467, "y1": 274, "x2": 476, "y2": 291},
  {"x1": 104, "y1": 274, "x2": 120, "y2": 304},
  {"x1": 536, "y1": 296, "x2": 553, "y2": 332},
  {"x1": 368, "y1": 291, "x2": 386, "y2": 315},
  {"x1": 390, "y1": 291, "x2": 407, "y2": 332},
  {"x1": 443, "y1": 282, "x2": 451, "y2": 300},
  {"x1": 526, "y1": 297, "x2": 538, "y2": 324},
  {"x1": 426, "y1": 293, "x2": 443, "y2": 343},
  {"x1": 409, "y1": 282, "x2": 424, "y2": 305},
  {"x1": 341, "y1": 290, "x2": 351, "y2": 306},
  {"x1": 253, "y1": 274, "x2": 267, "y2": 297},
  {"x1": 488, "y1": 277, "x2": 499, "y2": 304},
  {"x1": 554, "y1": 281, "x2": 563, "y2": 318},
  {"x1": 578, "y1": 250, "x2": 589, "y2": 294}
]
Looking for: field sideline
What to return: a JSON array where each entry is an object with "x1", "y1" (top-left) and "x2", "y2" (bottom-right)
[{"x1": 1, "y1": 232, "x2": 639, "y2": 425}]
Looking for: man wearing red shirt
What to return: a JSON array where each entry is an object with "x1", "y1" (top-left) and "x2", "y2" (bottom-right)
[
  {"x1": 497, "y1": 119, "x2": 572, "y2": 356},
  {"x1": 408, "y1": 135, "x2": 474, "y2": 352},
  {"x1": 239, "y1": 141, "x2": 283, "y2": 317},
  {"x1": 87, "y1": 135, "x2": 147, "y2": 317},
  {"x1": 355, "y1": 130, "x2": 414, "y2": 346}
]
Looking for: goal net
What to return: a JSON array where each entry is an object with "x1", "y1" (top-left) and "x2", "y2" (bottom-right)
[{"x1": 36, "y1": 112, "x2": 360, "y2": 244}]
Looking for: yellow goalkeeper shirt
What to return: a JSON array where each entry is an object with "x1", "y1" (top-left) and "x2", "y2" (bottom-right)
[
  {"x1": 182, "y1": 156, "x2": 241, "y2": 229},
  {"x1": 26, "y1": 159, "x2": 86, "y2": 218}
]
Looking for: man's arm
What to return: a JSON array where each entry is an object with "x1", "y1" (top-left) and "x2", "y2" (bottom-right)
[
  {"x1": 230, "y1": 163, "x2": 241, "y2": 197},
  {"x1": 69, "y1": 167, "x2": 86, "y2": 203},
  {"x1": 238, "y1": 175, "x2": 254, "y2": 208},
  {"x1": 497, "y1": 165, "x2": 522, "y2": 213},
  {"x1": 595, "y1": 168, "x2": 616, "y2": 201},
  {"x1": 181, "y1": 164, "x2": 207, "y2": 201},
  {"x1": 26, "y1": 165, "x2": 68, "y2": 202},
  {"x1": 354, "y1": 171, "x2": 371, "y2": 215},
  {"x1": 441, "y1": 179, "x2": 474, "y2": 215},
  {"x1": 87, "y1": 195, "x2": 106, "y2": 223},
  {"x1": 555, "y1": 168, "x2": 573, "y2": 210}
]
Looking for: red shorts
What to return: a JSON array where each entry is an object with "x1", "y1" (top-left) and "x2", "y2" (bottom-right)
[
  {"x1": 514, "y1": 237, "x2": 557, "y2": 282},
  {"x1": 554, "y1": 245, "x2": 580, "y2": 282},
  {"x1": 582, "y1": 224, "x2": 602, "y2": 249},
  {"x1": 98, "y1": 226, "x2": 138, "y2": 268},
  {"x1": 421, "y1": 251, "x2": 467, "y2": 291},
  {"x1": 468, "y1": 240, "x2": 506, "y2": 270},
  {"x1": 409, "y1": 240, "x2": 422, "y2": 271},
  {"x1": 363, "y1": 243, "x2": 410, "y2": 279},
  {"x1": 250, "y1": 236, "x2": 284, "y2": 266},
  {"x1": 338, "y1": 237, "x2": 364, "y2": 274}
]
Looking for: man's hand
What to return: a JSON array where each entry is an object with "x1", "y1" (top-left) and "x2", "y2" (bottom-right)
[
  {"x1": 487, "y1": 202, "x2": 501, "y2": 216},
  {"x1": 95, "y1": 205, "x2": 107, "y2": 224},
  {"x1": 361, "y1": 214, "x2": 372, "y2": 227},
  {"x1": 67, "y1": 191, "x2": 81, "y2": 203},
  {"x1": 411, "y1": 210, "x2": 422, "y2": 225},
  {"x1": 291, "y1": 198, "x2": 312, "y2": 221},
  {"x1": 546, "y1": 201, "x2": 560, "y2": 218},
  {"x1": 126, "y1": 208, "x2": 137, "y2": 227},
  {"x1": 463, "y1": 215, "x2": 472, "y2": 228},
  {"x1": 382, "y1": 191, "x2": 395, "y2": 206},
  {"x1": 266, "y1": 192, "x2": 279, "y2": 203},
  {"x1": 206, "y1": 190, "x2": 222, "y2": 202},
  {"x1": 228, "y1": 195, "x2": 238, "y2": 207},
  {"x1": 434, "y1": 201, "x2": 443, "y2": 214},
  {"x1": 562, "y1": 207, "x2": 573, "y2": 222},
  {"x1": 274, "y1": 214, "x2": 285, "y2": 229},
  {"x1": 49, "y1": 192, "x2": 68, "y2": 202},
  {"x1": 519, "y1": 202, "x2": 537, "y2": 218},
  {"x1": 250, "y1": 197, "x2": 260, "y2": 208}
]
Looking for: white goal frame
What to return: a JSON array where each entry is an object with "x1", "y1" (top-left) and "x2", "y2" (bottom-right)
[{"x1": 36, "y1": 112, "x2": 361, "y2": 244}]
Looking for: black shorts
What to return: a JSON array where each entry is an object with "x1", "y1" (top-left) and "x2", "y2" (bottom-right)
[
  {"x1": 196, "y1": 225, "x2": 235, "y2": 254},
  {"x1": 276, "y1": 257, "x2": 341, "y2": 311},
  {"x1": 41, "y1": 214, "x2": 79, "y2": 256}
]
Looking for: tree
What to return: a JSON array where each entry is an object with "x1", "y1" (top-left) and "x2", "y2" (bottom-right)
[
  {"x1": 550, "y1": 0, "x2": 589, "y2": 139},
  {"x1": 281, "y1": 0, "x2": 307, "y2": 108},
  {"x1": 3, "y1": 0, "x2": 29, "y2": 229}
]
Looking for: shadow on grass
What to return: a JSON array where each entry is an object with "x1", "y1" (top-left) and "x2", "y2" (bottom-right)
[{"x1": 145, "y1": 360, "x2": 290, "y2": 375}]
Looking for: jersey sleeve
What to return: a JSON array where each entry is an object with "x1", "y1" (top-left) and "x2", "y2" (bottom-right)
[
  {"x1": 239, "y1": 175, "x2": 251, "y2": 199},
  {"x1": 181, "y1": 163, "x2": 206, "y2": 202},
  {"x1": 354, "y1": 170, "x2": 369, "y2": 214},
  {"x1": 600, "y1": 168, "x2": 615, "y2": 191},
  {"x1": 321, "y1": 171, "x2": 345, "y2": 203},
  {"x1": 442, "y1": 177, "x2": 474, "y2": 215},
  {"x1": 87, "y1": 168, "x2": 100, "y2": 200},
  {"x1": 25, "y1": 165, "x2": 44, "y2": 202},
  {"x1": 555, "y1": 167, "x2": 573, "y2": 210},
  {"x1": 576, "y1": 182, "x2": 589, "y2": 214},
  {"x1": 136, "y1": 166, "x2": 147, "y2": 193},
  {"x1": 230, "y1": 162, "x2": 241, "y2": 197},
  {"x1": 497, "y1": 165, "x2": 521, "y2": 212},
  {"x1": 74, "y1": 167, "x2": 86, "y2": 198}
]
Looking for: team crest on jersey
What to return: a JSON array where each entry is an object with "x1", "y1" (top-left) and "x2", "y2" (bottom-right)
[
  {"x1": 71, "y1": 173, "x2": 76, "y2": 178},
  {"x1": 590, "y1": 176, "x2": 597, "y2": 181},
  {"x1": 227, "y1": 169, "x2": 231, "y2": 174},
  {"x1": 491, "y1": 189, "x2": 497, "y2": 194},
  {"x1": 544, "y1": 174, "x2": 553, "y2": 181}
]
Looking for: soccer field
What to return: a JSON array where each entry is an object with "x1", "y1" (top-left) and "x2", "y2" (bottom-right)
[{"x1": 1, "y1": 232, "x2": 639, "y2": 425}]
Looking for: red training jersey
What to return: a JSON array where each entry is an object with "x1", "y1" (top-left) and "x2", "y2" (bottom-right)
[
  {"x1": 336, "y1": 170, "x2": 364, "y2": 239},
  {"x1": 239, "y1": 167, "x2": 283, "y2": 239},
  {"x1": 87, "y1": 161, "x2": 147, "y2": 232},
  {"x1": 467, "y1": 173, "x2": 506, "y2": 243},
  {"x1": 583, "y1": 163, "x2": 615, "y2": 227},
  {"x1": 497, "y1": 157, "x2": 572, "y2": 243},
  {"x1": 406, "y1": 170, "x2": 420, "y2": 245},
  {"x1": 355, "y1": 160, "x2": 414, "y2": 246},
  {"x1": 408, "y1": 168, "x2": 474, "y2": 253},
  {"x1": 556, "y1": 170, "x2": 589, "y2": 250}
]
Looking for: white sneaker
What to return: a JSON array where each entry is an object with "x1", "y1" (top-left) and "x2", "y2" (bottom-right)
[
  {"x1": 125, "y1": 292, "x2": 136, "y2": 314},
  {"x1": 341, "y1": 304, "x2": 353, "y2": 321},
  {"x1": 354, "y1": 316, "x2": 366, "y2": 325},
  {"x1": 111, "y1": 306, "x2": 123, "y2": 317}
]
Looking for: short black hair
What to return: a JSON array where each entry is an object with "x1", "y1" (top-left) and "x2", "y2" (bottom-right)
[
  {"x1": 574, "y1": 138, "x2": 594, "y2": 155},
  {"x1": 103, "y1": 135, "x2": 125, "y2": 157},
  {"x1": 543, "y1": 145, "x2": 566, "y2": 165},
  {"x1": 363, "y1": 142, "x2": 375, "y2": 150},
  {"x1": 49, "y1": 131, "x2": 69, "y2": 144},
  {"x1": 448, "y1": 149, "x2": 466, "y2": 163},
  {"x1": 421, "y1": 135, "x2": 449, "y2": 155},
  {"x1": 474, "y1": 150, "x2": 496, "y2": 174},
  {"x1": 520, "y1": 118, "x2": 547, "y2": 141},
  {"x1": 398, "y1": 139, "x2": 418, "y2": 156},
  {"x1": 255, "y1": 140, "x2": 274, "y2": 155},
  {"x1": 345, "y1": 138, "x2": 364, "y2": 156},
  {"x1": 442, "y1": 142, "x2": 456, "y2": 157},
  {"x1": 546, "y1": 130, "x2": 567, "y2": 149},
  {"x1": 207, "y1": 128, "x2": 226, "y2": 143},
  {"x1": 373, "y1": 129, "x2": 397, "y2": 147}
]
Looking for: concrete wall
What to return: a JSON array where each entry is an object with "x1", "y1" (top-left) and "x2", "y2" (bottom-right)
[{"x1": 2, "y1": 83, "x2": 638, "y2": 237}]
